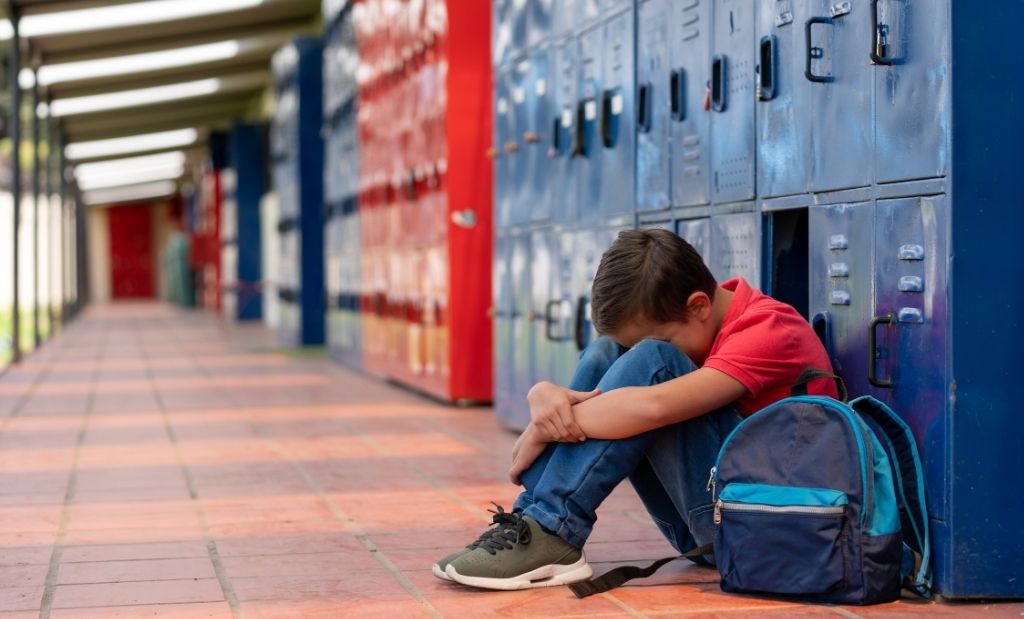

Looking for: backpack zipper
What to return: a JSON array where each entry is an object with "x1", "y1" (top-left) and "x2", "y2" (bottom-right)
[{"x1": 714, "y1": 499, "x2": 845, "y2": 525}]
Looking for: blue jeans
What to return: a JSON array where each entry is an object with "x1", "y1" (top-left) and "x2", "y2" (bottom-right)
[{"x1": 513, "y1": 337, "x2": 743, "y2": 553}]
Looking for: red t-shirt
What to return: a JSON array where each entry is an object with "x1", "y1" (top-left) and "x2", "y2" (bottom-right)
[{"x1": 702, "y1": 277, "x2": 838, "y2": 416}]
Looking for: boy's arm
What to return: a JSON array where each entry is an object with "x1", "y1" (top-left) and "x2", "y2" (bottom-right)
[{"x1": 570, "y1": 367, "x2": 748, "y2": 439}]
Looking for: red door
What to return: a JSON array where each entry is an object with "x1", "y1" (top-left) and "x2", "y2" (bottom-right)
[{"x1": 109, "y1": 204, "x2": 154, "y2": 299}]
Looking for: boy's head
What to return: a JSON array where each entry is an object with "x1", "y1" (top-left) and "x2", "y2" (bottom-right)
[{"x1": 592, "y1": 229, "x2": 719, "y2": 360}]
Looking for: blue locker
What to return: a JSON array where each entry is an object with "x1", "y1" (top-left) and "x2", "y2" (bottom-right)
[
  {"x1": 709, "y1": 211, "x2": 760, "y2": 287},
  {"x1": 569, "y1": 226, "x2": 625, "y2": 353},
  {"x1": 550, "y1": 37, "x2": 579, "y2": 223},
  {"x1": 675, "y1": 216, "x2": 711, "y2": 262},
  {"x1": 576, "y1": 23, "x2": 603, "y2": 224},
  {"x1": 808, "y1": 201, "x2": 875, "y2": 399},
  {"x1": 493, "y1": 0, "x2": 514, "y2": 67},
  {"x1": 808, "y1": 0, "x2": 873, "y2": 192},
  {"x1": 669, "y1": 0, "x2": 712, "y2": 209},
  {"x1": 755, "y1": 0, "x2": 812, "y2": 198},
  {"x1": 340, "y1": 205, "x2": 362, "y2": 369},
  {"x1": 524, "y1": 49, "x2": 554, "y2": 223},
  {"x1": 710, "y1": 0, "x2": 756, "y2": 204},
  {"x1": 509, "y1": 57, "x2": 532, "y2": 225},
  {"x1": 227, "y1": 123, "x2": 264, "y2": 321},
  {"x1": 511, "y1": 0, "x2": 530, "y2": 57},
  {"x1": 528, "y1": 228, "x2": 559, "y2": 389},
  {"x1": 271, "y1": 37, "x2": 325, "y2": 347},
  {"x1": 529, "y1": 0, "x2": 555, "y2": 46},
  {"x1": 597, "y1": 8, "x2": 636, "y2": 223},
  {"x1": 635, "y1": 0, "x2": 672, "y2": 214},
  {"x1": 493, "y1": 68, "x2": 517, "y2": 228},
  {"x1": 873, "y1": 195, "x2": 949, "y2": 515},
  {"x1": 550, "y1": 229, "x2": 579, "y2": 387},
  {"x1": 493, "y1": 232, "x2": 517, "y2": 425},
  {"x1": 502, "y1": 231, "x2": 533, "y2": 429},
  {"x1": 577, "y1": 0, "x2": 601, "y2": 28},
  {"x1": 873, "y1": 1, "x2": 949, "y2": 183},
  {"x1": 552, "y1": 0, "x2": 578, "y2": 39}
]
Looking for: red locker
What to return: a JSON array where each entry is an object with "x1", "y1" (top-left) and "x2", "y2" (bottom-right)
[{"x1": 354, "y1": 0, "x2": 492, "y2": 402}]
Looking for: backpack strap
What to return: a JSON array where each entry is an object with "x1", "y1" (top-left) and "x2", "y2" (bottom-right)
[
  {"x1": 850, "y1": 396, "x2": 933, "y2": 597},
  {"x1": 790, "y1": 367, "x2": 848, "y2": 402},
  {"x1": 568, "y1": 543, "x2": 713, "y2": 598}
]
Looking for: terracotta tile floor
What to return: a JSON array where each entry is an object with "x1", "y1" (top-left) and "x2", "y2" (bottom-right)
[{"x1": 1, "y1": 303, "x2": 1020, "y2": 618}]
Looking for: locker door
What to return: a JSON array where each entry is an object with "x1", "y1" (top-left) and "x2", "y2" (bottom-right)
[
  {"x1": 873, "y1": 194, "x2": 948, "y2": 512},
  {"x1": 508, "y1": 232, "x2": 534, "y2": 428},
  {"x1": 550, "y1": 230, "x2": 578, "y2": 387},
  {"x1": 525, "y1": 49, "x2": 555, "y2": 223},
  {"x1": 709, "y1": 211, "x2": 761, "y2": 288},
  {"x1": 493, "y1": 0, "x2": 513, "y2": 66},
  {"x1": 529, "y1": 0, "x2": 555, "y2": 47},
  {"x1": 808, "y1": 201, "x2": 874, "y2": 397},
  {"x1": 578, "y1": 0, "x2": 601, "y2": 27},
  {"x1": 756, "y1": 0, "x2": 812, "y2": 198},
  {"x1": 710, "y1": 0, "x2": 756, "y2": 204},
  {"x1": 509, "y1": 58, "x2": 532, "y2": 225},
  {"x1": 676, "y1": 217, "x2": 711, "y2": 263},
  {"x1": 598, "y1": 8, "x2": 636, "y2": 222},
  {"x1": 577, "y1": 24, "x2": 603, "y2": 224},
  {"x1": 570, "y1": 227, "x2": 625, "y2": 354},
  {"x1": 511, "y1": 0, "x2": 530, "y2": 56},
  {"x1": 636, "y1": 0, "x2": 672, "y2": 214},
  {"x1": 493, "y1": 70, "x2": 516, "y2": 228},
  {"x1": 669, "y1": 0, "x2": 712, "y2": 208},
  {"x1": 530, "y1": 228, "x2": 557, "y2": 384},
  {"x1": 873, "y1": 0, "x2": 949, "y2": 183},
  {"x1": 553, "y1": 0, "x2": 578, "y2": 38},
  {"x1": 551, "y1": 37, "x2": 579, "y2": 223},
  {"x1": 493, "y1": 233, "x2": 515, "y2": 421},
  {"x1": 809, "y1": 0, "x2": 873, "y2": 192}
]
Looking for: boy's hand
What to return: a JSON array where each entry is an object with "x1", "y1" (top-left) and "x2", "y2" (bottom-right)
[
  {"x1": 510, "y1": 425, "x2": 548, "y2": 485},
  {"x1": 526, "y1": 381, "x2": 601, "y2": 443}
]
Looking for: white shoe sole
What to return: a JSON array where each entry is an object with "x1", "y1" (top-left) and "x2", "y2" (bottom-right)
[
  {"x1": 445, "y1": 555, "x2": 593, "y2": 591},
  {"x1": 432, "y1": 563, "x2": 453, "y2": 581}
]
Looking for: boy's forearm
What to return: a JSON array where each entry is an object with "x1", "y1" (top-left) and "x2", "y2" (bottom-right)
[{"x1": 568, "y1": 387, "x2": 665, "y2": 439}]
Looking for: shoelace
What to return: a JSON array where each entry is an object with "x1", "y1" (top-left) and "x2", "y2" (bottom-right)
[{"x1": 472, "y1": 503, "x2": 531, "y2": 555}]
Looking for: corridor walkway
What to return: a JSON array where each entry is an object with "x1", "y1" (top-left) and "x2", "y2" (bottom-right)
[{"x1": 0, "y1": 304, "x2": 1017, "y2": 618}]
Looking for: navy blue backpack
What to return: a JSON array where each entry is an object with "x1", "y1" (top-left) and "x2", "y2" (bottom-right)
[{"x1": 572, "y1": 373, "x2": 932, "y2": 605}]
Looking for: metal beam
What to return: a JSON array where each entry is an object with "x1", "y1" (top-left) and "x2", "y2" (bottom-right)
[{"x1": 61, "y1": 93, "x2": 261, "y2": 141}]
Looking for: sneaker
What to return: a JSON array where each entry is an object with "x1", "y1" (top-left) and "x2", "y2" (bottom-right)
[
  {"x1": 432, "y1": 504, "x2": 522, "y2": 581},
  {"x1": 445, "y1": 513, "x2": 592, "y2": 590}
]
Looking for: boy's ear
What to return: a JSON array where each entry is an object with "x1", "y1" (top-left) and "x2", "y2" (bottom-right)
[{"x1": 686, "y1": 291, "x2": 713, "y2": 320}]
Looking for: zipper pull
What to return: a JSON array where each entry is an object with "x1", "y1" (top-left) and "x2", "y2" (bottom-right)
[
  {"x1": 713, "y1": 499, "x2": 723, "y2": 525},
  {"x1": 706, "y1": 466, "x2": 717, "y2": 492}
]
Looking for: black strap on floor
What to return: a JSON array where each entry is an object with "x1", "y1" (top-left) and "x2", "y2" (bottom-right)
[{"x1": 569, "y1": 543, "x2": 714, "y2": 598}]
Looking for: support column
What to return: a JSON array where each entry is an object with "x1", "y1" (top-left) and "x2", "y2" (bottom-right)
[
  {"x1": 31, "y1": 72, "x2": 40, "y2": 346},
  {"x1": 8, "y1": 13, "x2": 21, "y2": 363},
  {"x1": 49, "y1": 116, "x2": 61, "y2": 329}
]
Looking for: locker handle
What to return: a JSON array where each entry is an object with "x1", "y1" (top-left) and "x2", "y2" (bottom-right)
[
  {"x1": 574, "y1": 295, "x2": 590, "y2": 352},
  {"x1": 545, "y1": 300, "x2": 562, "y2": 341},
  {"x1": 757, "y1": 35, "x2": 778, "y2": 101},
  {"x1": 811, "y1": 311, "x2": 834, "y2": 360},
  {"x1": 670, "y1": 68, "x2": 686, "y2": 121},
  {"x1": 805, "y1": 17, "x2": 834, "y2": 83},
  {"x1": 572, "y1": 99, "x2": 593, "y2": 158},
  {"x1": 637, "y1": 82, "x2": 652, "y2": 134},
  {"x1": 710, "y1": 54, "x2": 726, "y2": 112},
  {"x1": 600, "y1": 88, "x2": 622, "y2": 148},
  {"x1": 870, "y1": 0, "x2": 896, "y2": 65},
  {"x1": 868, "y1": 314, "x2": 895, "y2": 388}
]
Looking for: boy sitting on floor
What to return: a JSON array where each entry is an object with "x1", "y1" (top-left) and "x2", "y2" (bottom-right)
[{"x1": 433, "y1": 228, "x2": 838, "y2": 590}]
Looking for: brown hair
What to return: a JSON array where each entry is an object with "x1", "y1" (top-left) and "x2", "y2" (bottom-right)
[{"x1": 591, "y1": 229, "x2": 717, "y2": 335}]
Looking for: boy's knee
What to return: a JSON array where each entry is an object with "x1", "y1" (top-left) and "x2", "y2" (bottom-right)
[
  {"x1": 581, "y1": 336, "x2": 625, "y2": 364},
  {"x1": 620, "y1": 338, "x2": 697, "y2": 375}
]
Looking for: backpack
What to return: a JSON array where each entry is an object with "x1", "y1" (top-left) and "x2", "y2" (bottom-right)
[{"x1": 571, "y1": 371, "x2": 932, "y2": 605}]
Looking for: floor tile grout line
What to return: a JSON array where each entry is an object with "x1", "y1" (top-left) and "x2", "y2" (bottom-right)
[
  {"x1": 144, "y1": 319, "x2": 245, "y2": 619},
  {"x1": 38, "y1": 317, "x2": 105, "y2": 619}
]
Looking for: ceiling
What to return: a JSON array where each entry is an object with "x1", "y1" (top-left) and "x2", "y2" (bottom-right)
[{"x1": 3, "y1": 0, "x2": 321, "y2": 203}]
